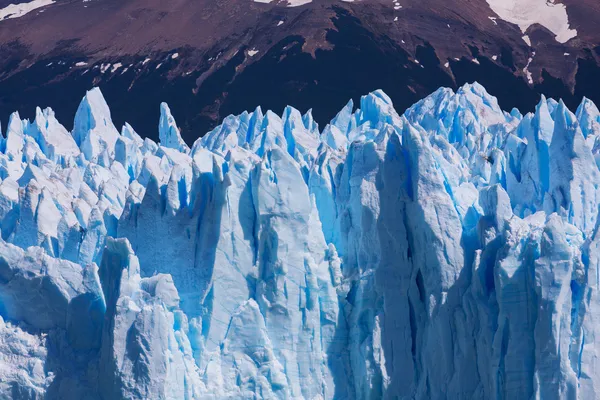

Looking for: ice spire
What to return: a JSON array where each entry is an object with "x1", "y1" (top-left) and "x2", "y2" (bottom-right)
[
  {"x1": 159, "y1": 102, "x2": 189, "y2": 153},
  {"x1": 72, "y1": 87, "x2": 120, "y2": 161}
]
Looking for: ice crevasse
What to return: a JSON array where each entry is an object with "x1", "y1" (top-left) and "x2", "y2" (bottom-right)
[{"x1": 1, "y1": 82, "x2": 600, "y2": 399}]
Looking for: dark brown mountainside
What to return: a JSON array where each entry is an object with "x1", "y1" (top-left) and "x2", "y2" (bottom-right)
[{"x1": 0, "y1": 0, "x2": 599, "y2": 141}]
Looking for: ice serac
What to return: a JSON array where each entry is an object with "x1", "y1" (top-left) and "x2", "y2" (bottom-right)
[
  {"x1": 98, "y1": 237, "x2": 201, "y2": 399},
  {"x1": 72, "y1": 87, "x2": 120, "y2": 162},
  {"x1": 159, "y1": 103, "x2": 189, "y2": 153},
  {"x1": 1, "y1": 83, "x2": 600, "y2": 399},
  {"x1": 27, "y1": 107, "x2": 80, "y2": 164},
  {"x1": 0, "y1": 316, "x2": 49, "y2": 398}
]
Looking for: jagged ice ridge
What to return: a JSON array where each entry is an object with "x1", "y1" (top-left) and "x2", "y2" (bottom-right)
[{"x1": 1, "y1": 82, "x2": 600, "y2": 399}]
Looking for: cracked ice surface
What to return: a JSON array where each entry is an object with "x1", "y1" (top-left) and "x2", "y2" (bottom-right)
[{"x1": 1, "y1": 83, "x2": 600, "y2": 398}]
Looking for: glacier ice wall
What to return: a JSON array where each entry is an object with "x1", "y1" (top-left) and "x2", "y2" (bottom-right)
[{"x1": 1, "y1": 83, "x2": 600, "y2": 399}]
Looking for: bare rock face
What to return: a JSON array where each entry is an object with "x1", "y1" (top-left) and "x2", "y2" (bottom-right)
[{"x1": 0, "y1": 0, "x2": 599, "y2": 141}]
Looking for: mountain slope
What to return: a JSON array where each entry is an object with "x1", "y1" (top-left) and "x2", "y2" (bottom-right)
[{"x1": 1, "y1": 0, "x2": 600, "y2": 141}]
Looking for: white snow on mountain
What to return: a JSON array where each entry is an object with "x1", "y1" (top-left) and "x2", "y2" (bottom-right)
[
  {"x1": 486, "y1": 0, "x2": 577, "y2": 43},
  {"x1": 287, "y1": 0, "x2": 312, "y2": 6},
  {"x1": 0, "y1": 0, "x2": 55, "y2": 21},
  {"x1": 1, "y1": 82, "x2": 600, "y2": 398}
]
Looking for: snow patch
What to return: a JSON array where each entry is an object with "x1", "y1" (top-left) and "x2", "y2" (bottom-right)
[
  {"x1": 485, "y1": 0, "x2": 577, "y2": 43},
  {"x1": 523, "y1": 51, "x2": 535, "y2": 84},
  {"x1": 110, "y1": 63, "x2": 122, "y2": 73},
  {"x1": 0, "y1": 0, "x2": 54, "y2": 21},
  {"x1": 287, "y1": 0, "x2": 312, "y2": 6}
]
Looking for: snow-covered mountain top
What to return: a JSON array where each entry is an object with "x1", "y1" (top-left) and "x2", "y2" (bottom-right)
[
  {"x1": 485, "y1": 0, "x2": 577, "y2": 43},
  {"x1": 2, "y1": 82, "x2": 600, "y2": 398}
]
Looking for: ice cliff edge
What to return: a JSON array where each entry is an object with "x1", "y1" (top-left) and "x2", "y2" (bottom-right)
[{"x1": 1, "y1": 82, "x2": 600, "y2": 399}]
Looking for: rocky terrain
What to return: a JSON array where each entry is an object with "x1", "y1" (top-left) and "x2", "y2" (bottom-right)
[{"x1": 0, "y1": 0, "x2": 599, "y2": 141}]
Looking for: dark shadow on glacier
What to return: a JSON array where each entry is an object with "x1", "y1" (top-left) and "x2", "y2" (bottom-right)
[
  {"x1": 374, "y1": 134, "x2": 423, "y2": 398},
  {"x1": 189, "y1": 167, "x2": 226, "y2": 349},
  {"x1": 326, "y1": 297, "x2": 354, "y2": 400},
  {"x1": 371, "y1": 131, "x2": 491, "y2": 398},
  {"x1": 239, "y1": 172, "x2": 259, "y2": 299},
  {"x1": 44, "y1": 328, "x2": 102, "y2": 399}
]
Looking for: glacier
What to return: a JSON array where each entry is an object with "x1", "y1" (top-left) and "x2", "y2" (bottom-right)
[{"x1": 1, "y1": 82, "x2": 600, "y2": 399}]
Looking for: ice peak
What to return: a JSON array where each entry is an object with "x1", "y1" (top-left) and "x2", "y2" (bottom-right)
[
  {"x1": 532, "y1": 95, "x2": 555, "y2": 144},
  {"x1": 6, "y1": 111, "x2": 23, "y2": 137},
  {"x1": 159, "y1": 102, "x2": 189, "y2": 153},
  {"x1": 331, "y1": 99, "x2": 354, "y2": 134},
  {"x1": 121, "y1": 122, "x2": 143, "y2": 146},
  {"x1": 73, "y1": 87, "x2": 120, "y2": 161},
  {"x1": 554, "y1": 98, "x2": 578, "y2": 128},
  {"x1": 576, "y1": 96, "x2": 600, "y2": 140},
  {"x1": 302, "y1": 108, "x2": 319, "y2": 133},
  {"x1": 73, "y1": 88, "x2": 117, "y2": 143},
  {"x1": 458, "y1": 81, "x2": 490, "y2": 98}
]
